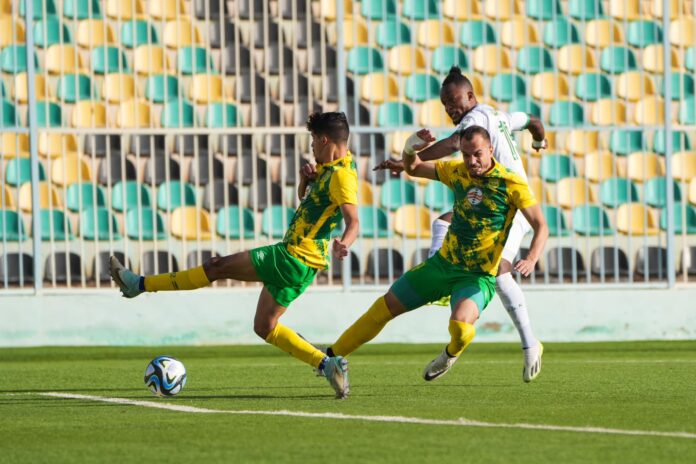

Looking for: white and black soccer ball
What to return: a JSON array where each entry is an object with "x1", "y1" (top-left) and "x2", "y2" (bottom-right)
[{"x1": 144, "y1": 356, "x2": 187, "y2": 397}]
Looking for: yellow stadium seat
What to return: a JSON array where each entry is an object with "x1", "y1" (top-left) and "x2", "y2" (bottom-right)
[
  {"x1": 670, "y1": 18, "x2": 696, "y2": 47},
  {"x1": 321, "y1": 0, "x2": 353, "y2": 21},
  {"x1": 358, "y1": 180, "x2": 374, "y2": 205},
  {"x1": 470, "y1": 74, "x2": 485, "y2": 96},
  {"x1": 13, "y1": 73, "x2": 47, "y2": 103},
  {"x1": 394, "y1": 205, "x2": 432, "y2": 238},
  {"x1": 627, "y1": 152, "x2": 664, "y2": 182},
  {"x1": 501, "y1": 18, "x2": 539, "y2": 49},
  {"x1": 690, "y1": 178, "x2": 696, "y2": 205},
  {"x1": 609, "y1": 0, "x2": 641, "y2": 19},
  {"x1": 102, "y1": 73, "x2": 136, "y2": 103},
  {"x1": 565, "y1": 130, "x2": 600, "y2": 157},
  {"x1": 590, "y1": 99, "x2": 627, "y2": 126},
  {"x1": 531, "y1": 72, "x2": 569, "y2": 102},
  {"x1": 171, "y1": 206, "x2": 213, "y2": 240},
  {"x1": 443, "y1": 0, "x2": 482, "y2": 20},
  {"x1": 617, "y1": 203, "x2": 660, "y2": 235},
  {"x1": 46, "y1": 44, "x2": 84, "y2": 74},
  {"x1": 77, "y1": 20, "x2": 116, "y2": 48},
  {"x1": 419, "y1": 99, "x2": 455, "y2": 127},
  {"x1": 585, "y1": 20, "x2": 625, "y2": 48},
  {"x1": 1, "y1": 184, "x2": 14, "y2": 208},
  {"x1": 390, "y1": 131, "x2": 411, "y2": 155},
  {"x1": 1, "y1": 133, "x2": 29, "y2": 158},
  {"x1": 650, "y1": 0, "x2": 683, "y2": 19},
  {"x1": 672, "y1": 151, "x2": 696, "y2": 181},
  {"x1": 642, "y1": 44, "x2": 681, "y2": 73},
  {"x1": 484, "y1": 0, "x2": 521, "y2": 20},
  {"x1": 107, "y1": 0, "x2": 144, "y2": 19},
  {"x1": 190, "y1": 74, "x2": 224, "y2": 103},
  {"x1": 134, "y1": 46, "x2": 170, "y2": 75},
  {"x1": 634, "y1": 96, "x2": 666, "y2": 125},
  {"x1": 585, "y1": 151, "x2": 618, "y2": 183},
  {"x1": 150, "y1": 0, "x2": 186, "y2": 19},
  {"x1": 556, "y1": 178, "x2": 596, "y2": 209},
  {"x1": 117, "y1": 100, "x2": 152, "y2": 128},
  {"x1": 51, "y1": 153, "x2": 92, "y2": 187},
  {"x1": 338, "y1": 18, "x2": 369, "y2": 49},
  {"x1": 617, "y1": 72, "x2": 656, "y2": 101},
  {"x1": 473, "y1": 45, "x2": 512, "y2": 75},
  {"x1": 528, "y1": 177, "x2": 548, "y2": 203},
  {"x1": 163, "y1": 19, "x2": 203, "y2": 49},
  {"x1": 359, "y1": 73, "x2": 398, "y2": 104},
  {"x1": 558, "y1": 45, "x2": 597, "y2": 75},
  {"x1": 388, "y1": 46, "x2": 427, "y2": 76},
  {"x1": 0, "y1": 15, "x2": 24, "y2": 47},
  {"x1": 38, "y1": 133, "x2": 78, "y2": 159},
  {"x1": 71, "y1": 101, "x2": 107, "y2": 128},
  {"x1": 19, "y1": 182, "x2": 62, "y2": 212},
  {"x1": 417, "y1": 20, "x2": 456, "y2": 49}
]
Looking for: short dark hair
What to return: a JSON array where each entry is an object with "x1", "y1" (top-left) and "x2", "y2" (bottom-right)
[
  {"x1": 441, "y1": 66, "x2": 473, "y2": 90},
  {"x1": 459, "y1": 125, "x2": 491, "y2": 144},
  {"x1": 306, "y1": 112, "x2": 349, "y2": 143}
]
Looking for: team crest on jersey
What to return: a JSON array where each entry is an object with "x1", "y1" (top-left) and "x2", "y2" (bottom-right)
[{"x1": 467, "y1": 187, "x2": 483, "y2": 205}]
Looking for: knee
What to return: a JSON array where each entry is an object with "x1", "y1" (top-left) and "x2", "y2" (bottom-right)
[
  {"x1": 438, "y1": 212, "x2": 453, "y2": 223},
  {"x1": 497, "y1": 259, "x2": 512, "y2": 276},
  {"x1": 254, "y1": 318, "x2": 275, "y2": 340}
]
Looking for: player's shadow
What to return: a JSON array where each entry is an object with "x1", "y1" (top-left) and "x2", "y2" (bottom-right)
[
  {"x1": 0, "y1": 388, "x2": 144, "y2": 393},
  {"x1": 181, "y1": 393, "x2": 331, "y2": 400}
]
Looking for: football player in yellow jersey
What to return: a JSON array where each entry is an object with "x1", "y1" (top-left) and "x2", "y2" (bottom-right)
[
  {"x1": 325, "y1": 126, "x2": 548, "y2": 389},
  {"x1": 109, "y1": 112, "x2": 359, "y2": 399}
]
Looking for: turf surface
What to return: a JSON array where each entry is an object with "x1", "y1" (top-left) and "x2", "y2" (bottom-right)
[{"x1": 1, "y1": 342, "x2": 695, "y2": 463}]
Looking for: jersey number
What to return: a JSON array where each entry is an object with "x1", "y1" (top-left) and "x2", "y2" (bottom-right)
[{"x1": 498, "y1": 120, "x2": 520, "y2": 161}]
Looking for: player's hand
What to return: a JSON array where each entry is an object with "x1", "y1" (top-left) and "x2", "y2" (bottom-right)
[
  {"x1": 412, "y1": 128, "x2": 436, "y2": 151},
  {"x1": 332, "y1": 238, "x2": 349, "y2": 260},
  {"x1": 300, "y1": 163, "x2": 317, "y2": 181},
  {"x1": 531, "y1": 139, "x2": 548, "y2": 152},
  {"x1": 514, "y1": 258, "x2": 537, "y2": 277},
  {"x1": 373, "y1": 158, "x2": 404, "y2": 175}
]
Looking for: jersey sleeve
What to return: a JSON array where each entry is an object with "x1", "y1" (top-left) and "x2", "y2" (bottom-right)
[
  {"x1": 435, "y1": 160, "x2": 459, "y2": 189},
  {"x1": 329, "y1": 168, "x2": 358, "y2": 205},
  {"x1": 507, "y1": 175, "x2": 538, "y2": 210},
  {"x1": 501, "y1": 111, "x2": 530, "y2": 132}
]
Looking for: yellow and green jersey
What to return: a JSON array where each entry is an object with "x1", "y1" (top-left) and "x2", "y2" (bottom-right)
[
  {"x1": 284, "y1": 154, "x2": 358, "y2": 269},
  {"x1": 435, "y1": 159, "x2": 537, "y2": 276}
]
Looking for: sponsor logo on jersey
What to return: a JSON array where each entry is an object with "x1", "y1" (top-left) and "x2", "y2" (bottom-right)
[{"x1": 467, "y1": 187, "x2": 483, "y2": 205}]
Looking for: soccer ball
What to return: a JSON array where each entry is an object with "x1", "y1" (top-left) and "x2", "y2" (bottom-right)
[{"x1": 144, "y1": 356, "x2": 187, "y2": 397}]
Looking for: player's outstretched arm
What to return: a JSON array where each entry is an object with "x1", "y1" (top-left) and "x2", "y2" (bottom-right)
[
  {"x1": 333, "y1": 203, "x2": 358, "y2": 260},
  {"x1": 417, "y1": 132, "x2": 460, "y2": 161},
  {"x1": 403, "y1": 130, "x2": 438, "y2": 180},
  {"x1": 526, "y1": 115, "x2": 547, "y2": 153},
  {"x1": 516, "y1": 204, "x2": 549, "y2": 277}
]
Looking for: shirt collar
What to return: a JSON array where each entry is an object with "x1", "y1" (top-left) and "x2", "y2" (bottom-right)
[{"x1": 318, "y1": 152, "x2": 352, "y2": 170}]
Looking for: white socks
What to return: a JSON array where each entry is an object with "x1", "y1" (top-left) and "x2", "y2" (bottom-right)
[
  {"x1": 495, "y1": 272, "x2": 538, "y2": 349},
  {"x1": 428, "y1": 219, "x2": 450, "y2": 258}
]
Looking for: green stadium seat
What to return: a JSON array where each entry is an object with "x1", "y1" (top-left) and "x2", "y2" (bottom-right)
[
  {"x1": 380, "y1": 179, "x2": 416, "y2": 211},
  {"x1": 539, "y1": 154, "x2": 577, "y2": 183},
  {"x1": 216, "y1": 206, "x2": 255, "y2": 239},
  {"x1": 609, "y1": 129, "x2": 646, "y2": 156},
  {"x1": 359, "y1": 206, "x2": 390, "y2": 238},
  {"x1": 0, "y1": 210, "x2": 28, "y2": 241},
  {"x1": 35, "y1": 209, "x2": 74, "y2": 241},
  {"x1": 661, "y1": 73, "x2": 695, "y2": 100},
  {"x1": 125, "y1": 207, "x2": 166, "y2": 240},
  {"x1": 56, "y1": 74, "x2": 96, "y2": 102},
  {"x1": 1, "y1": 45, "x2": 39, "y2": 74},
  {"x1": 178, "y1": 46, "x2": 214, "y2": 75},
  {"x1": 91, "y1": 46, "x2": 128, "y2": 74},
  {"x1": 121, "y1": 20, "x2": 158, "y2": 48},
  {"x1": 653, "y1": 130, "x2": 692, "y2": 156},
  {"x1": 112, "y1": 181, "x2": 151, "y2": 212},
  {"x1": 161, "y1": 99, "x2": 195, "y2": 128},
  {"x1": 375, "y1": 20, "x2": 411, "y2": 49},
  {"x1": 362, "y1": 0, "x2": 397, "y2": 20},
  {"x1": 35, "y1": 101, "x2": 62, "y2": 127},
  {"x1": 63, "y1": 0, "x2": 102, "y2": 19},
  {"x1": 144, "y1": 74, "x2": 179, "y2": 103},
  {"x1": 405, "y1": 73, "x2": 440, "y2": 102},
  {"x1": 568, "y1": 0, "x2": 605, "y2": 20},
  {"x1": 517, "y1": 46, "x2": 554, "y2": 75},
  {"x1": 600, "y1": 177, "x2": 640, "y2": 208},
  {"x1": 79, "y1": 207, "x2": 122, "y2": 240},
  {"x1": 600, "y1": 47, "x2": 638, "y2": 74},
  {"x1": 490, "y1": 73, "x2": 526, "y2": 102},
  {"x1": 544, "y1": 17, "x2": 581, "y2": 48},
  {"x1": 402, "y1": 0, "x2": 439, "y2": 20},
  {"x1": 542, "y1": 205, "x2": 571, "y2": 237},
  {"x1": 5, "y1": 158, "x2": 46, "y2": 186},
  {"x1": 645, "y1": 177, "x2": 682, "y2": 208},
  {"x1": 65, "y1": 182, "x2": 106, "y2": 212},
  {"x1": 526, "y1": 0, "x2": 562, "y2": 20},
  {"x1": 431, "y1": 45, "x2": 469, "y2": 74},
  {"x1": 508, "y1": 98, "x2": 542, "y2": 118},
  {"x1": 548, "y1": 101, "x2": 584, "y2": 127},
  {"x1": 347, "y1": 46, "x2": 384, "y2": 75},
  {"x1": 575, "y1": 73, "x2": 612, "y2": 101},
  {"x1": 424, "y1": 182, "x2": 454, "y2": 211},
  {"x1": 157, "y1": 181, "x2": 196, "y2": 210},
  {"x1": 661, "y1": 202, "x2": 696, "y2": 234},
  {"x1": 627, "y1": 20, "x2": 663, "y2": 48},
  {"x1": 679, "y1": 97, "x2": 696, "y2": 124},
  {"x1": 0, "y1": 81, "x2": 5, "y2": 97},
  {"x1": 1, "y1": 99, "x2": 19, "y2": 127},
  {"x1": 262, "y1": 205, "x2": 295, "y2": 239},
  {"x1": 459, "y1": 20, "x2": 496, "y2": 49},
  {"x1": 686, "y1": 46, "x2": 695, "y2": 73},
  {"x1": 572, "y1": 205, "x2": 614, "y2": 236},
  {"x1": 33, "y1": 16, "x2": 72, "y2": 48},
  {"x1": 377, "y1": 102, "x2": 413, "y2": 127},
  {"x1": 206, "y1": 103, "x2": 239, "y2": 127},
  {"x1": 20, "y1": 0, "x2": 57, "y2": 19}
]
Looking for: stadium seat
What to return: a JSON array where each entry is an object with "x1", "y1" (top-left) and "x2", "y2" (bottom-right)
[
  {"x1": 525, "y1": 0, "x2": 562, "y2": 20},
  {"x1": 128, "y1": 134, "x2": 163, "y2": 158},
  {"x1": 97, "y1": 155, "x2": 137, "y2": 185},
  {"x1": 417, "y1": 20, "x2": 455, "y2": 49},
  {"x1": 378, "y1": 102, "x2": 414, "y2": 127},
  {"x1": 528, "y1": 177, "x2": 548, "y2": 204},
  {"x1": 380, "y1": 179, "x2": 416, "y2": 211},
  {"x1": 661, "y1": 202, "x2": 696, "y2": 234},
  {"x1": 34, "y1": 101, "x2": 62, "y2": 127},
  {"x1": 539, "y1": 154, "x2": 576, "y2": 183},
  {"x1": 626, "y1": 152, "x2": 664, "y2": 182},
  {"x1": 238, "y1": 0, "x2": 269, "y2": 19},
  {"x1": 102, "y1": 73, "x2": 135, "y2": 103},
  {"x1": 125, "y1": 207, "x2": 166, "y2": 240},
  {"x1": 339, "y1": 17, "x2": 369, "y2": 49},
  {"x1": 347, "y1": 46, "x2": 384, "y2": 75},
  {"x1": 653, "y1": 131, "x2": 692, "y2": 156},
  {"x1": 357, "y1": 206, "x2": 388, "y2": 238},
  {"x1": 402, "y1": 0, "x2": 439, "y2": 20},
  {"x1": 116, "y1": 100, "x2": 152, "y2": 128},
  {"x1": 357, "y1": 180, "x2": 374, "y2": 205},
  {"x1": 600, "y1": 46, "x2": 638, "y2": 74},
  {"x1": 157, "y1": 181, "x2": 196, "y2": 210},
  {"x1": 585, "y1": 19, "x2": 625, "y2": 49},
  {"x1": 0, "y1": 16, "x2": 24, "y2": 47},
  {"x1": 543, "y1": 17, "x2": 579, "y2": 49},
  {"x1": 349, "y1": 133, "x2": 386, "y2": 159},
  {"x1": 51, "y1": 153, "x2": 92, "y2": 187},
  {"x1": 362, "y1": 0, "x2": 397, "y2": 20},
  {"x1": 91, "y1": 46, "x2": 128, "y2": 74},
  {"x1": 149, "y1": 0, "x2": 185, "y2": 20},
  {"x1": 490, "y1": 74, "x2": 526, "y2": 103},
  {"x1": 394, "y1": 205, "x2": 432, "y2": 238},
  {"x1": 1, "y1": 184, "x2": 14, "y2": 208},
  {"x1": 670, "y1": 17, "x2": 696, "y2": 47},
  {"x1": 568, "y1": 0, "x2": 605, "y2": 19},
  {"x1": 590, "y1": 99, "x2": 627, "y2": 126},
  {"x1": 359, "y1": 73, "x2": 398, "y2": 105},
  {"x1": 44, "y1": 252, "x2": 84, "y2": 284},
  {"x1": 645, "y1": 177, "x2": 682, "y2": 208},
  {"x1": 542, "y1": 205, "x2": 571, "y2": 237},
  {"x1": 233, "y1": 155, "x2": 268, "y2": 186},
  {"x1": 0, "y1": 252, "x2": 33, "y2": 284},
  {"x1": 79, "y1": 206, "x2": 121, "y2": 240},
  {"x1": 232, "y1": 73, "x2": 265, "y2": 104},
  {"x1": 1, "y1": 45, "x2": 38, "y2": 74},
  {"x1": 0, "y1": 210, "x2": 27, "y2": 241},
  {"x1": 473, "y1": 45, "x2": 511, "y2": 75},
  {"x1": 121, "y1": 20, "x2": 158, "y2": 49},
  {"x1": 134, "y1": 45, "x2": 170, "y2": 74},
  {"x1": 556, "y1": 177, "x2": 596, "y2": 209},
  {"x1": 591, "y1": 247, "x2": 630, "y2": 279},
  {"x1": 161, "y1": 100, "x2": 195, "y2": 128},
  {"x1": 106, "y1": 0, "x2": 144, "y2": 19},
  {"x1": 188, "y1": 155, "x2": 225, "y2": 185},
  {"x1": 177, "y1": 46, "x2": 214, "y2": 75},
  {"x1": 483, "y1": 0, "x2": 519, "y2": 20},
  {"x1": 171, "y1": 206, "x2": 212, "y2": 240},
  {"x1": 375, "y1": 20, "x2": 411, "y2": 49},
  {"x1": 419, "y1": 99, "x2": 454, "y2": 127},
  {"x1": 661, "y1": 73, "x2": 696, "y2": 100},
  {"x1": 617, "y1": 72, "x2": 656, "y2": 101},
  {"x1": 163, "y1": 19, "x2": 203, "y2": 49},
  {"x1": 56, "y1": 74, "x2": 95, "y2": 102},
  {"x1": 609, "y1": 129, "x2": 646, "y2": 156},
  {"x1": 76, "y1": 20, "x2": 115, "y2": 48},
  {"x1": 189, "y1": 74, "x2": 223, "y2": 103},
  {"x1": 285, "y1": 20, "x2": 324, "y2": 50},
  {"x1": 63, "y1": 0, "x2": 102, "y2": 19},
  {"x1": 627, "y1": 20, "x2": 663, "y2": 48},
  {"x1": 642, "y1": 44, "x2": 680, "y2": 73},
  {"x1": 431, "y1": 45, "x2": 469, "y2": 74},
  {"x1": 679, "y1": 97, "x2": 696, "y2": 124},
  {"x1": 686, "y1": 46, "x2": 695, "y2": 72},
  {"x1": 546, "y1": 247, "x2": 586, "y2": 279},
  {"x1": 5, "y1": 157, "x2": 46, "y2": 186},
  {"x1": 65, "y1": 182, "x2": 106, "y2": 212},
  {"x1": 681, "y1": 246, "x2": 696, "y2": 276},
  {"x1": 548, "y1": 101, "x2": 584, "y2": 127},
  {"x1": 600, "y1": 177, "x2": 640, "y2": 208},
  {"x1": 144, "y1": 74, "x2": 179, "y2": 103},
  {"x1": 0, "y1": 99, "x2": 19, "y2": 127},
  {"x1": 247, "y1": 180, "x2": 283, "y2": 210},
  {"x1": 609, "y1": 0, "x2": 641, "y2": 19},
  {"x1": 206, "y1": 103, "x2": 239, "y2": 128},
  {"x1": 584, "y1": 151, "x2": 616, "y2": 183},
  {"x1": 112, "y1": 181, "x2": 152, "y2": 212},
  {"x1": 459, "y1": 20, "x2": 497, "y2": 49},
  {"x1": 216, "y1": 206, "x2": 255, "y2": 239},
  {"x1": 617, "y1": 203, "x2": 660, "y2": 235},
  {"x1": 387, "y1": 46, "x2": 426, "y2": 76},
  {"x1": 264, "y1": 44, "x2": 296, "y2": 75},
  {"x1": 311, "y1": 46, "x2": 338, "y2": 75},
  {"x1": 565, "y1": 130, "x2": 600, "y2": 157},
  {"x1": 366, "y1": 248, "x2": 404, "y2": 280},
  {"x1": 517, "y1": 46, "x2": 553, "y2": 75},
  {"x1": 405, "y1": 73, "x2": 440, "y2": 102},
  {"x1": 140, "y1": 250, "x2": 178, "y2": 275},
  {"x1": 572, "y1": 205, "x2": 614, "y2": 236},
  {"x1": 18, "y1": 182, "x2": 61, "y2": 212},
  {"x1": 261, "y1": 205, "x2": 295, "y2": 239},
  {"x1": 20, "y1": 0, "x2": 57, "y2": 18},
  {"x1": 91, "y1": 252, "x2": 129, "y2": 283},
  {"x1": 0, "y1": 132, "x2": 29, "y2": 158},
  {"x1": 501, "y1": 18, "x2": 539, "y2": 49},
  {"x1": 34, "y1": 16, "x2": 72, "y2": 48},
  {"x1": 635, "y1": 96, "x2": 666, "y2": 125},
  {"x1": 572, "y1": 67, "x2": 610, "y2": 97},
  {"x1": 531, "y1": 72, "x2": 569, "y2": 102},
  {"x1": 634, "y1": 247, "x2": 668, "y2": 279},
  {"x1": 13, "y1": 73, "x2": 47, "y2": 103},
  {"x1": 71, "y1": 101, "x2": 106, "y2": 127}
]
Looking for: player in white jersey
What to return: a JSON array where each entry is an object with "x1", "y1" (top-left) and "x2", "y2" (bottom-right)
[{"x1": 376, "y1": 67, "x2": 547, "y2": 382}]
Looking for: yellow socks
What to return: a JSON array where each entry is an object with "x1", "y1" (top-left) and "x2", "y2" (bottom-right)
[
  {"x1": 331, "y1": 296, "x2": 393, "y2": 357},
  {"x1": 265, "y1": 323, "x2": 326, "y2": 368},
  {"x1": 447, "y1": 320, "x2": 476, "y2": 357},
  {"x1": 144, "y1": 266, "x2": 210, "y2": 292}
]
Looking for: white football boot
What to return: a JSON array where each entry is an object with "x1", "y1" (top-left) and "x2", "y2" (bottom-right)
[
  {"x1": 523, "y1": 342, "x2": 543, "y2": 382},
  {"x1": 423, "y1": 347, "x2": 459, "y2": 381}
]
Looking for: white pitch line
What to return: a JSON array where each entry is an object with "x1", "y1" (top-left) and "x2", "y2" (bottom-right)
[{"x1": 39, "y1": 392, "x2": 696, "y2": 440}]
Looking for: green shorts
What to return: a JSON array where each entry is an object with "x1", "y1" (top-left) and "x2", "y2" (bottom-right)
[
  {"x1": 390, "y1": 253, "x2": 496, "y2": 313},
  {"x1": 249, "y1": 243, "x2": 317, "y2": 307}
]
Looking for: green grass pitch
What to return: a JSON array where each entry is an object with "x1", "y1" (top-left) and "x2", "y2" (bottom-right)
[{"x1": 1, "y1": 341, "x2": 695, "y2": 463}]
